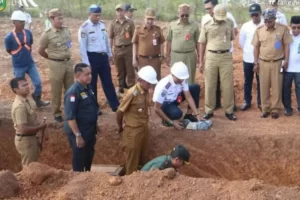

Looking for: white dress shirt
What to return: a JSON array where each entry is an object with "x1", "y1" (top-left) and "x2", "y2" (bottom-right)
[
  {"x1": 287, "y1": 33, "x2": 300, "y2": 73},
  {"x1": 239, "y1": 19, "x2": 264, "y2": 63},
  {"x1": 276, "y1": 11, "x2": 288, "y2": 25},
  {"x1": 24, "y1": 12, "x2": 32, "y2": 30}
]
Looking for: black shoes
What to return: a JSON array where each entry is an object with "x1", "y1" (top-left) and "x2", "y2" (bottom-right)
[
  {"x1": 261, "y1": 112, "x2": 270, "y2": 118},
  {"x1": 203, "y1": 113, "x2": 214, "y2": 120},
  {"x1": 32, "y1": 94, "x2": 50, "y2": 107},
  {"x1": 54, "y1": 116, "x2": 63, "y2": 123},
  {"x1": 240, "y1": 103, "x2": 251, "y2": 111},
  {"x1": 225, "y1": 113, "x2": 237, "y2": 121},
  {"x1": 271, "y1": 112, "x2": 279, "y2": 119},
  {"x1": 183, "y1": 114, "x2": 198, "y2": 122}
]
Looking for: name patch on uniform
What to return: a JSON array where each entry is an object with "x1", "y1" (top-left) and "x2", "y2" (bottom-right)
[
  {"x1": 80, "y1": 92, "x2": 88, "y2": 99},
  {"x1": 161, "y1": 90, "x2": 167, "y2": 97},
  {"x1": 165, "y1": 82, "x2": 171, "y2": 89},
  {"x1": 81, "y1": 32, "x2": 86, "y2": 38},
  {"x1": 70, "y1": 95, "x2": 75, "y2": 102},
  {"x1": 67, "y1": 40, "x2": 71, "y2": 48}
]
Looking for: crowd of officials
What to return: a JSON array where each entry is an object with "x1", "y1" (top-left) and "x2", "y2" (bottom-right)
[{"x1": 5, "y1": 0, "x2": 300, "y2": 175}]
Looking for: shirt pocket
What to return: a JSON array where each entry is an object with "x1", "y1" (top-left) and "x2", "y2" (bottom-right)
[
  {"x1": 172, "y1": 28, "x2": 181, "y2": 36},
  {"x1": 88, "y1": 32, "x2": 98, "y2": 44},
  {"x1": 259, "y1": 35, "x2": 268, "y2": 47}
]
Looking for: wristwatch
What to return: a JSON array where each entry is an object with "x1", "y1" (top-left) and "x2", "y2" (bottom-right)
[
  {"x1": 169, "y1": 120, "x2": 174, "y2": 126},
  {"x1": 75, "y1": 132, "x2": 82, "y2": 137}
]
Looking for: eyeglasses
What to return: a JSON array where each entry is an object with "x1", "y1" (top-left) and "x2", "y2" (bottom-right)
[
  {"x1": 291, "y1": 26, "x2": 300, "y2": 30},
  {"x1": 180, "y1": 14, "x2": 189, "y2": 18},
  {"x1": 251, "y1": 13, "x2": 259, "y2": 17}
]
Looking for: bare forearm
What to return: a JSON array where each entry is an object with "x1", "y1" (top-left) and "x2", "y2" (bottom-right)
[
  {"x1": 68, "y1": 120, "x2": 80, "y2": 136},
  {"x1": 166, "y1": 42, "x2": 171, "y2": 57},
  {"x1": 155, "y1": 107, "x2": 172, "y2": 123},
  {"x1": 133, "y1": 44, "x2": 137, "y2": 60},
  {"x1": 254, "y1": 46, "x2": 259, "y2": 62},
  {"x1": 110, "y1": 39, "x2": 113, "y2": 49},
  {"x1": 187, "y1": 97, "x2": 198, "y2": 114},
  {"x1": 38, "y1": 49, "x2": 48, "y2": 59},
  {"x1": 284, "y1": 44, "x2": 290, "y2": 61},
  {"x1": 116, "y1": 111, "x2": 124, "y2": 128},
  {"x1": 199, "y1": 43, "x2": 206, "y2": 64}
]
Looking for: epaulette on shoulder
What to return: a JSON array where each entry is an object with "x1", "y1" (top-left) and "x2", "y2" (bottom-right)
[
  {"x1": 81, "y1": 21, "x2": 88, "y2": 28},
  {"x1": 44, "y1": 27, "x2": 51, "y2": 32},
  {"x1": 165, "y1": 82, "x2": 171, "y2": 89}
]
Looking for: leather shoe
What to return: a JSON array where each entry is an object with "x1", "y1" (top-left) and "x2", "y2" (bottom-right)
[
  {"x1": 54, "y1": 116, "x2": 63, "y2": 123},
  {"x1": 112, "y1": 108, "x2": 118, "y2": 112},
  {"x1": 240, "y1": 103, "x2": 251, "y2": 111},
  {"x1": 225, "y1": 113, "x2": 237, "y2": 121},
  {"x1": 203, "y1": 113, "x2": 214, "y2": 120},
  {"x1": 258, "y1": 105, "x2": 262, "y2": 111},
  {"x1": 261, "y1": 112, "x2": 270, "y2": 118},
  {"x1": 183, "y1": 114, "x2": 198, "y2": 122},
  {"x1": 284, "y1": 111, "x2": 292, "y2": 116},
  {"x1": 271, "y1": 112, "x2": 279, "y2": 119}
]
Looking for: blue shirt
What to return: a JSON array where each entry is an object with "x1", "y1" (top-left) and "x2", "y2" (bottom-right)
[
  {"x1": 63, "y1": 82, "x2": 99, "y2": 141},
  {"x1": 78, "y1": 19, "x2": 112, "y2": 65},
  {"x1": 4, "y1": 29, "x2": 34, "y2": 68}
]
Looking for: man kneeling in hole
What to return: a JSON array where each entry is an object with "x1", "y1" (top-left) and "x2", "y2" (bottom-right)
[
  {"x1": 141, "y1": 144, "x2": 190, "y2": 171},
  {"x1": 152, "y1": 61, "x2": 212, "y2": 131}
]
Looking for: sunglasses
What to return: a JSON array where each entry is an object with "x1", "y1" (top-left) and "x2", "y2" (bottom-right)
[
  {"x1": 251, "y1": 13, "x2": 259, "y2": 17},
  {"x1": 180, "y1": 14, "x2": 189, "y2": 18},
  {"x1": 291, "y1": 26, "x2": 300, "y2": 30}
]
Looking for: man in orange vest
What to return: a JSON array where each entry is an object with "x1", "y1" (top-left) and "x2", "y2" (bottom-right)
[{"x1": 4, "y1": 10, "x2": 49, "y2": 107}]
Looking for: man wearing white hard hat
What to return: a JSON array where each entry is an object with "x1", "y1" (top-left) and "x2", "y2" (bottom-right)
[
  {"x1": 4, "y1": 11, "x2": 49, "y2": 107},
  {"x1": 117, "y1": 66, "x2": 158, "y2": 175},
  {"x1": 153, "y1": 62, "x2": 201, "y2": 130}
]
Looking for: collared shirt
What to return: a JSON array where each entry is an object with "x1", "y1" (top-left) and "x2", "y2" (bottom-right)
[
  {"x1": 153, "y1": 74, "x2": 189, "y2": 104},
  {"x1": 239, "y1": 19, "x2": 264, "y2": 63},
  {"x1": 141, "y1": 155, "x2": 172, "y2": 171},
  {"x1": 108, "y1": 18, "x2": 135, "y2": 47},
  {"x1": 118, "y1": 83, "x2": 149, "y2": 127},
  {"x1": 287, "y1": 33, "x2": 300, "y2": 73},
  {"x1": 252, "y1": 23, "x2": 292, "y2": 61},
  {"x1": 166, "y1": 19, "x2": 200, "y2": 53},
  {"x1": 11, "y1": 95, "x2": 37, "y2": 134},
  {"x1": 64, "y1": 82, "x2": 99, "y2": 140},
  {"x1": 199, "y1": 19, "x2": 235, "y2": 51},
  {"x1": 4, "y1": 29, "x2": 34, "y2": 68},
  {"x1": 78, "y1": 19, "x2": 112, "y2": 65},
  {"x1": 276, "y1": 11, "x2": 288, "y2": 25},
  {"x1": 132, "y1": 24, "x2": 165, "y2": 56},
  {"x1": 201, "y1": 12, "x2": 237, "y2": 52},
  {"x1": 24, "y1": 12, "x2": 32, "y2": 30},
  {"x1": 39, "y1": 26, "x2": 72, "y2": 60}
]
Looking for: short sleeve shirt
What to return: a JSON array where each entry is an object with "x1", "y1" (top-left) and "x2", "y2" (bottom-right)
[
  {"x1": 108, "y1": 19, "x2": 135, "y2": 46},
  {"x1": 141, "y1": 155, "x2": 172, "y2": 171},
  {"x1": 153, "y1": 75, "x2": 189, "y2": 104}
]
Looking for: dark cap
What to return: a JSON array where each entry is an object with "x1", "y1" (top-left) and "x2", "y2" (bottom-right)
[
  {"x1": 249, "y1": 3, "x2": 261, "y2": 14},
  {"x1": 291, "y1": 16, "x2": 300, "y2": 24},
  {"x1": 125, "y1": 4, "x2": 137, "y2": 11},
  {"x1": 170, "y1": 144, "x2": 190, "y2": 164},
  {"x1": 263, "y1": 8, "x2": 276, "y2": 20},
  {"x1": 89, "y1": 4, "x2": 101, "y2": 13}
]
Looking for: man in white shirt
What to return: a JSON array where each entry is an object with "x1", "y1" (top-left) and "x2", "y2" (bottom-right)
[
  {"x1": 153, "y1": 62, "x2": 201, "y2": 130},
  {"x1": 282, "y1": 16, "x2": 300, "y2": 116},
  {"x1": 239, "y1": 3, "x2": 263, "y2": 111},
  {"x1": 201, "y1": 0, "x2": 238, "y2": 110},
  {"x1": 269, "y1": 0, "x2": 288, "y2": 25},
  {"x1": 19, "y1": 5, "x2": 32, "y2": 30}
]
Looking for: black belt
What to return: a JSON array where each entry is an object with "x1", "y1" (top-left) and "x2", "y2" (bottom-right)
[
  {"x1": 259, "y1": 58, "x2": 283, "y2": 63},
  {"x1": 115, "y1": 44, "x2": 132, "y2": 48},
  {"x1": 139, "y1": 54, "x2": 161, "y2": 59},
  {"x1": 16, "y1": 133, "x2": 36, "y2": 137},
  {"x1": 172, "y1": 50, "x2": 194, "y2": 53},
  {"x1": 48, "y1": 58, "x2": 70, "y2": 62},
  {"x1": 87, "y1": 52, "x2": 107, "y2": 55},
  {"x1": 208, "y1": 50, "x2": 230, "y2": 54}
]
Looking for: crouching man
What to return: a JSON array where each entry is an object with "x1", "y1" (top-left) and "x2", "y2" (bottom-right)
[
  {"x1": 153, "y1": 61, "x2": 202, "y2": 130},
  {"x1": 141, "y1": 144, "x2": 190, "y2": 171}
]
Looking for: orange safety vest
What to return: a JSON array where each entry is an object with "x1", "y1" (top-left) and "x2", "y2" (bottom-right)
[{"x1": 10, "y1": 29, "x2": 31, "y2": 55}]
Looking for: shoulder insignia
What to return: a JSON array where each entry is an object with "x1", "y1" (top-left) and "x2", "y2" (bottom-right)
[
  {"x1": 81, "y1": 21, "x2": 88, "y2": 28},
  {"x1": 165, "y1": 82, "x2": 171, "y2": 89}
]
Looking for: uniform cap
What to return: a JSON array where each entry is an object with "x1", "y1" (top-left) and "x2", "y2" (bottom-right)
[
  {"x1": 115, "y1": 4, "x2": 125, "y2": 11},
  {"x1": 171, "y1": 61, "x2": 189, "y2": 80},
  {"x1": 48, "y1": 8, "x2": 63, "y2": 17},
  {"x1": 18, "y1": 5, "x2": 24, "y2": 9},
  {"x1": 125, "y1": 4, "x2": 137, "y2": 11},
  {"x1": 11, "y1": 10, "x2": 26, "y2": 21},
  {"x1": 145, "y1": 8, "x2": 156, "y2": 19},
  {"x1": 178, "y1": 4, "x2": 190, "y2": 13},
  {"x1": 263, "y1": 8, "x2": 276, "y2": 20},
  {"x1": 89, "y1": 4, "x2": 102, "y2": 13},
  {"x1": 291, "y1": 16, "x2": 300, "y2": 24},
  {"x1": 249, "y1": 3, "x2": 261, "y2": 14},
  {"x1": 170, "y1": 144, "x2": 190, "y2": 164},
  {"x1": 137, "y1": 66, "x2": 158, "y2": 84},
  {"x1": 213, "y1": 4, "x2": 227, "y2": 21}
]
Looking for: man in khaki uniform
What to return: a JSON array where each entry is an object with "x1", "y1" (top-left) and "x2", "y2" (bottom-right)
[
  {"x1": 166, "y1": 4, "x2": 200, "y2": 84},
  {"x1": 10, "y1": 77, "x2": 47, "y2": 166},
  {"x1": 117, "y1": 66, "x2": 158, "y2": 175},
  {"x1": 38, "y1": 8, "x2": 74, "y2": 123},
  {"x1": 198, "y1": 4, "x2": 236, "y2": 121},
  {"x1": 132, "y1": 8, "x2": 165, "y2": 80},
  {"x1": 109, "y1": 4, "x2": 135, "y2": 95},
  {"x1": 252, "y1": 8, "x2": 292, "y2": 119}
]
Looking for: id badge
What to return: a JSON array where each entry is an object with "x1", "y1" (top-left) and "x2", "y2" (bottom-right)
[
  {"x1": 275, "y1": 40, "x2": 281, "y2": 49},
  {"x1": 67, "y1": 40, "x2": 72, "y2": 48},
  {"x1": 125, "y1": 32, "x2": 130, "y2": 39},
  {"x1": 185, "y1": 33, "x2": 190, "y2": 41},
  {"x1": 152, "y1": 39, "x2": 157, "y2": 46}
]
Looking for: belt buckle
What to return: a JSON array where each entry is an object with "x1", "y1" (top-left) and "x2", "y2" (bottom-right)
[
  {"x1": 149, "y1": 56, "x2": 153, "y2": 59},
  {"x1": 270, "y1": 60, "x2": 274, "y2": 63},
  {"x1": 215, "y1": 50, "x2": 221, "y2": 54}
]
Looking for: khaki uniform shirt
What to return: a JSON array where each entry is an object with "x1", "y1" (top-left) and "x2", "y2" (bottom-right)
[
  {"x1": 108, "y1": 19, "x2": 135, "y2": 47},
  {"x1": 198, "y1": 19, "x2": 234, "y2": 51},
  {"x1": 118, "y1": 83, "x2": 149, "y2": 127},
  {"x1": 39, "y1": 26, "x2": 72, "y2": 59},
  {"x1": 11, "y1": 95, "x2": 38, "y2": 134},
  {"x1": 132, "y1": 25, "x2": 165, "y2": 56},
  {"x1": 166, "y1": 19, "x2": 200, "y2": 53},
  {"x1": 252, "y1": 23, "x2": 292, "y2": 61}
]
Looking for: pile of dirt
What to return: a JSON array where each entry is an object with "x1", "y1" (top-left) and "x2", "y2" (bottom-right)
[
  {"x1": 7, "y1": 163, "x2": 300, "y2": 200},
  {"x1": 0, "y1": 170, "x2": 19, "y2": 199}
]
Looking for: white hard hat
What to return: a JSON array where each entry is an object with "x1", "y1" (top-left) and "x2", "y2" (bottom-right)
[
  {"x1": 171, "y1": 61, "x2": 189, "y2": 80},
  {"x1": 137, "y1": 66, "x2": 158, "y2": 84},
  {"x1": 11, "y1": 10, "x2": 26, "y2": 21}
]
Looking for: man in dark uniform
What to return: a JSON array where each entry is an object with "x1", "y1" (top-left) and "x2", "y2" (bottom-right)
[
  {"x1": 64, "y1": 63, "x2": 99, "y2": 172},
  {"x1": 141, "y1": 144, "x2": 190, "y2": 171}
]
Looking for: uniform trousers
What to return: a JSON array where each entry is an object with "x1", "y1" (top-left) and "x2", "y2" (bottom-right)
[
  {"x1": 123, "y1": 124, "x2": 149, "y2": 175},
  {"x1": 15, "y1": 135, "x2": 39, "y2": 166},
  {"x1": 138, "y1": 56, "x2": 162, "y2": 80},
  {"x1": 49, "y1": 59, "x2": 74, "y2": 117},
  {"x1": 282, "y1": 72, "x2": 300, "y2": 113}
]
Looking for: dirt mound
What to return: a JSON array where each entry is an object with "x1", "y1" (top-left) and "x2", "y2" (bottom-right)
[
  {"x1": 0, "y1": 170, "x2": 19, "y2": 199},
  {"x1": 10, "y1": 163, "x2": 300, "y2": 200}
]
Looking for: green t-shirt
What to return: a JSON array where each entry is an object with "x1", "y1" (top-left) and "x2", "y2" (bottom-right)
[
  {"x1": 45, "y1": 19, "x2": 51, "y2": 29},
  {"x1": 141, "y1": 155, "x2": 172, "y2": 171}
]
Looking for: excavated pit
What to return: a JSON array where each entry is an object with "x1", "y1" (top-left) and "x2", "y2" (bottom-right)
[{"x1": 1, "y1": 118, "x2": 300, "y2": 187}]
